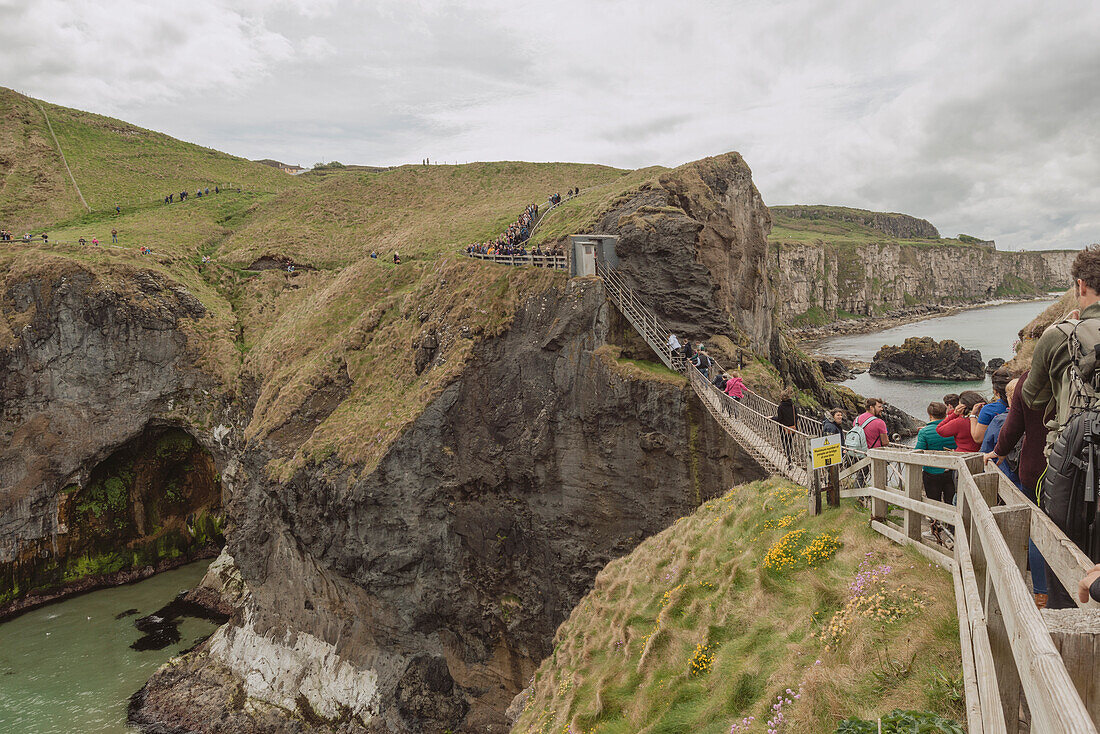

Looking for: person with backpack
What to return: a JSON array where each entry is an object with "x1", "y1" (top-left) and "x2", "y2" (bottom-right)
[
  {"x1": 1022, "y1": 244, "x2": 1100, "y2": 608},
  {"x1": 693, "y1": 345, "x2": 712, "y2": 379},
  {"x1": 848, "y1": 398, "x2": 890, "y2": 452}
]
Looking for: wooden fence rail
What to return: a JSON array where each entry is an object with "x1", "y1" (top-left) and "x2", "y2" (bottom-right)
[{"x1": 846, "y1": 447, "x2": 1100, "y2": 733}]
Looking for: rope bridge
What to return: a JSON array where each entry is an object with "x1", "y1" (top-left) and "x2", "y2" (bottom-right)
[{"x1": 596, "y1": 259, "x2": 823, "y2": 485}]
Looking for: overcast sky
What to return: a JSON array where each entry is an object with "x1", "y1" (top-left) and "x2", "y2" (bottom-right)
[{"x1": 3, "y1": 0, "x2": 1098, "y2": 250}]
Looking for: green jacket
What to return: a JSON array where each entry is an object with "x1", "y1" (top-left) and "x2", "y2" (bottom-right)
[
  {"x1": 1022, "y1": 302, "x2": 1100, "y2": 427},
  {"x1": 914, "y1": 419, "x2": 956, "y2": 474}
]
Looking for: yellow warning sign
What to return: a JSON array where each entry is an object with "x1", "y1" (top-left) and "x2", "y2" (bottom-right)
[{"x1": 810, "y1": 435, "x2": 843, "y2": 469}]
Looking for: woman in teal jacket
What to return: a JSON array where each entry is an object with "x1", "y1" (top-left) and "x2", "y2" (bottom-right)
[{"x1": 914, "y1": 401, "x2": 957, "y2": 504}]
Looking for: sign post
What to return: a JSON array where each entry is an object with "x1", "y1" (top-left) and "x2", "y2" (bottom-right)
[
  {"x1": 808, "y1": 435, "x2": 843, "y2": 516},
  {"x1": 810, "y1": 434, "x2": 843, "y2": 469}
]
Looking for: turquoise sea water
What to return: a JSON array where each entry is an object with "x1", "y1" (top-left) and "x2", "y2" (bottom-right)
[
  {"x1": 0, "y1": 560, "x2": 216, "y2": 734},
  {"x1": 814, "y1": 298, "x2": 1059, "y2": 420}
]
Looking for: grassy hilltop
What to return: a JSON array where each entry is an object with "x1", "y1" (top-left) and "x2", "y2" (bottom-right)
[
  {"x1": 0, "y1": 87, "x2": 298, "y2": 232},
  {"x1": 770, "y1": 205, "x2": 959, "y2": 248},
  {"x1": 0, "y1": 88, "x2": 668, "y2": 477},
  {"x1": 511, "y1": 477, "x2": 962, "y2": 734}
]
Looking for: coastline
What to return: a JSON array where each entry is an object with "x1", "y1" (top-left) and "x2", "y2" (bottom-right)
[
  {"x1": 0, "y1": 544, "x2": 221, "y2": 623},
  {"x1": 792, "y1": 294, "x2": 1059, "y2": 348}
]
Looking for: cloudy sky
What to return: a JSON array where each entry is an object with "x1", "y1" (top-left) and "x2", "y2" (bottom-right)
[{"x1": 3, "y1": 0, "x2": 1098, "y2": 250}]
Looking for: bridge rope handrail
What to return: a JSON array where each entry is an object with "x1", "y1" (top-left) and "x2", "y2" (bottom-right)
[{"x1": 596, "y1": 258, "x2": 818, "y2": 483}]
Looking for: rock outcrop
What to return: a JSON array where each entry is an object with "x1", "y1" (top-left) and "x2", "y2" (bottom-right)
[
  {"x1": 0, "y1": 260, "x2": 227, "y2": 617},
  {"x1": 870, "y1": 337, "x2": 985, "y2": 381},
  {"x1": 599, "y1": 153, "x2": 774, "y2": 357},
  {"x1": 817, "y1": 358, "x2": 855, "y2": 382},
  {"x1": 131, "y1": 279, "x2": 760, "y2": 733},
  {"x1": 775, "y1": 241, "x2": 1074, "y2": 323}
]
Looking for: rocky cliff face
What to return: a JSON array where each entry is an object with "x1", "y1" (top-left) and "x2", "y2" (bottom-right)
[
  {"x1": 3, "y1": 152, "x2": 791, "y2": 734},
  {"x1": 774, "y1": 242, "x2": 1074, "y2": 323},
  {"x1": 132, "y1": 279, "x2": 760, "y2": 733},
  {"x1": 599, "y1": 153, "x2": 774, "y2": 356},
  {"x1": 0, "y1": 261, "x2": 226, "y2": 616}
]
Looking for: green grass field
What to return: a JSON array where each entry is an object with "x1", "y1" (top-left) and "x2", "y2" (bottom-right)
[{"x1": 511, "y1": 477, "x2": 962, "y2": 734}]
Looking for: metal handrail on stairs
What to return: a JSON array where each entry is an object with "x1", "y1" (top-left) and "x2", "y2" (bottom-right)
[{"x1": 597, "y1": 258, "x2": 817, "y2": 485}]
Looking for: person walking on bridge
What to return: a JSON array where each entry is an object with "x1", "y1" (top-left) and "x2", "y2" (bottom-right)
[
  {"x1": 773, "y1": 389, "x2": 797, "y2": 467},
  {"x1": 823, "y1": 409, "x2": 846, "y2": 436}
]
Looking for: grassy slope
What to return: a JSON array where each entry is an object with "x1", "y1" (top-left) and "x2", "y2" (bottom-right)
[
  {"x1": 37, "y1": 94, "x2": 299, "y2": 211},
  {"x1": 1, "y1": 93, "x2": 662, "y2": 477},
  {"x1": 216, "y1": 161, "x2": 632, "y2": 268},
  {"x1": 0, "y1": 88, "x2": 86, "y2": 231},
  {"x1": 511, "y1": 477, "x2": 962, "y2": 734}
]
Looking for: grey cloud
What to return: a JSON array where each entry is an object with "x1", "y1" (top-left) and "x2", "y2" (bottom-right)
[{"x1": 3, "y1": 0, "x2": 1099, "y2": 250}]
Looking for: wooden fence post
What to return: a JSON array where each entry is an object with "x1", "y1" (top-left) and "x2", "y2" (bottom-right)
[
  {"x1": 808, "y1": 467, "x2": 821, "y2": 516},
  {"x1": 987, "y1": 505, "x2": 1031, "y2": 734},
  {"x1": 827, "y1": 463, "x2": 840, "y2": 507},
  {"x1": 871, "y1": 457, "x2": 888, "y2": 520},
  {"x1": 1043, "y1": 608, "x2": 1100, "y2": 729},
  {"x1": 904, "y1": 462, "x2": 924, "y2": 542}
]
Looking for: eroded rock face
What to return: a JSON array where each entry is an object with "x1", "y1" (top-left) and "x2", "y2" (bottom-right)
[
  {"x1": 775, "y1": 242, "x2": 1074, "y2": 323},
  {"x1": 598, "y1": 152, "x2": 774, "y2": 355},
  {"x1": 869, "y1": 336, "x2": 985, "y2": 381},
  {"x1": 133, "y1": 280, "x2": 762, "y2": 733},
  {"x1": 0, "y1": 262, "x2": 224, "y2": 616}
]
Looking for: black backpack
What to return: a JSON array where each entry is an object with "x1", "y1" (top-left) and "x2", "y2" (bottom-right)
[{"x1": 1041, "y1": 318, "x2": 1100, "y2": 559}]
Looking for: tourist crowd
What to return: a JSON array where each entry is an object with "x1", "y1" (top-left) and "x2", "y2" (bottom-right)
[{"x1": 466, "y1": 203, "x2": 538, "y2": 256}]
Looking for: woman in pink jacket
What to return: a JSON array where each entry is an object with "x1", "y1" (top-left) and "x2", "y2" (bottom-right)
[{"x1": 724, "y1": 373, "x2": 745, "y2": 400}]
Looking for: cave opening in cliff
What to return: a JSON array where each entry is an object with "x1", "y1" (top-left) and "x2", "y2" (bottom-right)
[
  {"x1": 67, "y1": 425, "x2": 224, "y2": 552},
  {"x1": 1, "y1": 426, "x2": 225, "y2": 609}
]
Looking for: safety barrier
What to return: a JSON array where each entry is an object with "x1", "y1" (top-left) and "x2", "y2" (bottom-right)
[
  {"x1": 465, "y1": 252, "x2": 567, "y2": 270},
  {"x1": 844, "y1": 447, "x2": 1100, "y2": 733}
]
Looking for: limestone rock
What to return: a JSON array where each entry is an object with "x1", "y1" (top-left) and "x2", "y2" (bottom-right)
[
  {"x1": 869, "y1": 337, "x2": 985, "y2": 381},
  {"x1": 774, "y1": 241, "x2": 1073, "y2": 324}
]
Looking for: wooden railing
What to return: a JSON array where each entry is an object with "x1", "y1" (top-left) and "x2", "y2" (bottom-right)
[
  {"x1": 844, "y1": 447, "x2": 1100, "y2": 733},
  {"x1": 465, "y1": 251, "x2": 567, "y2": 270}
]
